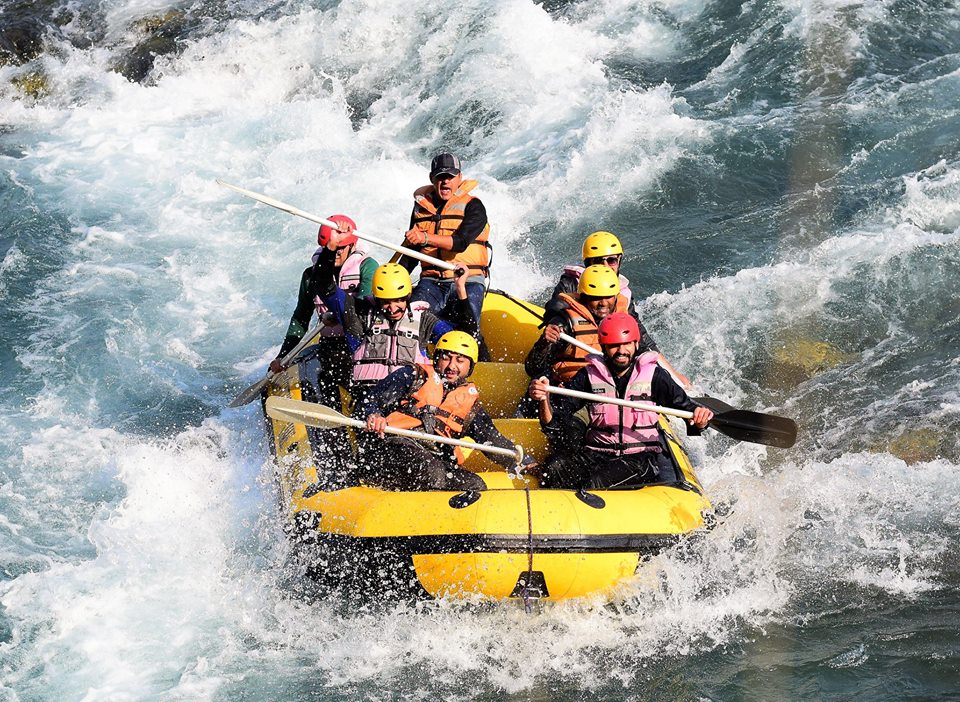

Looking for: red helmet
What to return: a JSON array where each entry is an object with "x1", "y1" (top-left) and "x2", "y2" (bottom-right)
[
  {"x1": 317, "y1": 214, "x2": 358, "y2": 247},
  {"x1": 597, "y1": 312, "x2": 640, "y2": 345}
]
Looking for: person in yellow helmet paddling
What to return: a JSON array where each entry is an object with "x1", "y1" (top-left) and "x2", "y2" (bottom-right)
[
  {"x1": 523, "y1": 264, "x2": 640, "y2": 389},
  {"x1": 549, "y1": 231, "x2": 635, "y2": 306},
  {"x1": 355, "y1": 331, "x2": 530, "y2": 491}
]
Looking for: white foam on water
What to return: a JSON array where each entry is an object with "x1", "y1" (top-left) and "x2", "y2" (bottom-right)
[
  {"x1": 1, "y1": 0, "x2": 958, "y2": 697},
  {"x1": 0, "y1": 419, "x2": 271, "y2": 700}
]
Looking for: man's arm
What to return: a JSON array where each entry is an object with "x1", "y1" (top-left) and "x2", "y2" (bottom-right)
[
  {"x1": 650, "y1": 366, "x2": 711, "y2": 433},
  {"x1": 422, "y1": 264, "x2": 478, "y2": 342},
  {"x1": 356, "y1": 366, "x2": 417, "y2": 435},
  {"x1": 523, "y1": 314, "x2": 571, "y2": 379},
  {"x1": 466, "y1": 405, "x2": 520, "y2": 469},
  {"x1": 527, "y1": 368, "x2": 590, "y2": 434},
  {"x1": 275, "y1": 267, "x2": 317, "y2": 361},
  {"x1": 403, "y1": 197, "x2": 488, "y2": 255}
]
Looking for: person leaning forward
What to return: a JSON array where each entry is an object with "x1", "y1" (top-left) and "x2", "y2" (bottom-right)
[
  {"x1": 528, "y1": 313, "x2": 713, "y2": 490},
  {"x1": 398, "y1": 152, "x2": 491, "y2": 326},
  {"x1": 316, "y1": 227, "x2": 477, "y2": 408},
  {"x1": 355, "y1": 332, "x2": 527, "y2": 492},
  {"x1": 269, "y1": 215, "x2": 378, "y2": 401}
]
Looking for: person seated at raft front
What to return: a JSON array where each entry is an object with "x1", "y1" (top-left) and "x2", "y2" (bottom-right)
[
  {"x1": 397, "y1": 152, "x2": 491, "y2": 327},
  {"x1": 269, "y1": 215, "x2": 378, "y2": 403},
  {"x1": 528, "y1": 313, "x2": 713, "y2": 490},
  {"x1": 316, "y1": 227, "x2": 477, "y2": 405},
  {"x1": 355, "y1": 332, "x2": 527, "y2": 491}
]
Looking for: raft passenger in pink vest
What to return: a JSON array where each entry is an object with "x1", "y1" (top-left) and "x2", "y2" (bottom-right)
[
  {"x1": 269, "y1": 215, "x2": 378, "y2": 400},
  {"x1": 527, "y1": 313, "x2": 713, "y2": 490}
]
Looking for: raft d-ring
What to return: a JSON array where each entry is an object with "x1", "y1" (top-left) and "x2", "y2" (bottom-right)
[
  {"x1": 575, "y1": 489, "x2": 606, "y2": 509},
  {"x1": 449, "y1": 490, "x2": 481, "y2": 509}
]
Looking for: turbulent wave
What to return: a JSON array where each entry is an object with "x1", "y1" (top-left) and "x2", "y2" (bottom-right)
[{"x1": 1, "y1": 0, "x2": 958, "y2": 699}]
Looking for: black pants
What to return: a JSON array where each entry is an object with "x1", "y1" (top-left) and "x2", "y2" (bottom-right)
[
  {"x1": 356, "y1": 436, "x2": 486, "y2": 492},
  {"x1": 539, "y1": 448, "x2": 679, "y2": 490}
]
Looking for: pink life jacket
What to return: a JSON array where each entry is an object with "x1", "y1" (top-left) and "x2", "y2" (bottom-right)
[
  {"x1": 583, "y1": 351, "x2": 662, "y2": 455},
  {"x1": 562, "y1": 264, "x2": 632, "y2": 306},
  {"x1": 351, "y1": 300, "x2": 432, "y2": 385},
  {"x1": 313, "y1": 248, "x2": 370, "y2": 338}
]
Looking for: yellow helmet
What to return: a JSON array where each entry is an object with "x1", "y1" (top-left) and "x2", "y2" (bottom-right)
[
  {"x1": 434, "y1": 331, "x2": 479, "y2": 364},
  {"x1": 581, "y1": 231, "x2": 623, "y2": 260},
  {"x1": 371, "y1": 263, "x2": 412, "y2": 300},
  {"x1": 578, "y1": 264, "x2": 621, "y2": 297}
]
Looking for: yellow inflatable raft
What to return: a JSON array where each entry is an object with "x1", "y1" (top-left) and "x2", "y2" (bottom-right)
[{"x1": 261, "y1": 290, "x2": 712, "y2": 602}]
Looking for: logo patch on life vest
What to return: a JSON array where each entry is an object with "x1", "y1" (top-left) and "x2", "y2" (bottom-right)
[{"x1": 468, "y1": 386, "x2": 478, "y2": 395}]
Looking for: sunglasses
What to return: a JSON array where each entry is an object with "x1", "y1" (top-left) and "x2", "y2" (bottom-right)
[{"x1": 586, "y1": 255, "x2": 622, "y2": 266}]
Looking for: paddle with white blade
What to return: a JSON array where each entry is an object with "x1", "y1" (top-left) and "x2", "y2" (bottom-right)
[
  {"x1": 542, "y1": 384, "x2": 797, "y2": 448},
  {"x1": 265, "y1": 396, "x2": 525, "y2": 463},
  {"x1": 228, "y1": 324, "x2": 323, "y2": 408},
  {"x1": 217, "y1": 180, "x2": 458, "y2": 274}
]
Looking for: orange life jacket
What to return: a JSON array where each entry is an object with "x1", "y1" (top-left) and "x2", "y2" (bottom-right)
[
  {"x1": 386, "y1": 366, "x2": 480, "y2": 464},
  {"x1": 551, "y1": 292, "x2": 630, "y2": 382},
  {"x1": 411, "y1": 180, "x2": 491, "y2": 279}
]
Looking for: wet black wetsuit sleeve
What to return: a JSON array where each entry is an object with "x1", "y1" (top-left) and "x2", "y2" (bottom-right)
[
  {"x1": 539, "y1": 368, "x2": 592, "y2": 451},
  {"x1": 651, "y1": 365, "x2": 704, "y2": 436},
  {"x1": 466, "y1": 405, "x2": 518, "y2": 468},
  {"x1": 354, "y1": 366, "x2": 417, "y2": 419},
  {"x1": 276, "y1": 266, "x2": 316, "y2": 359},
  {"x1": 523, "y1": 310, "x2": 574, "y2": 379}
]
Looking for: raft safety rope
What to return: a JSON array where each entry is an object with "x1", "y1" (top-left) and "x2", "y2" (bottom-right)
[{"x1": 521, "y1": 486, "x2": 537, "y2": 614}]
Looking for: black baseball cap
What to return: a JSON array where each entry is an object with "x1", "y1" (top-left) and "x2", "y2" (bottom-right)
[{"x1": 430, "y1": 153, "x2": 461, "y2": 181}]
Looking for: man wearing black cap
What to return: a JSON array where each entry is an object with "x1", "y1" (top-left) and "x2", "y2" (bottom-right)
[{"x1": 400, "y1": 152, "x2": 491, "y2": 327}]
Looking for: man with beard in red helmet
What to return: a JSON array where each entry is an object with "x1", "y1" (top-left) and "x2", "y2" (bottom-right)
[{"x1": 528, "y1": 312, "x2": 713, "y2": 490}]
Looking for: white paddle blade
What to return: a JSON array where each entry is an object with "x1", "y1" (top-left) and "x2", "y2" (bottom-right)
[{"x1": 264, "y1": 396, "x2": 363, "y2": 430}]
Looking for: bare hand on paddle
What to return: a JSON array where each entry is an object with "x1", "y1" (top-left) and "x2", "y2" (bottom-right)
[
  {"x1": 689, "y1": 406, "x2": 714, "y2": 429},
  {"x1": 365, "y1": 413, "x2": 388, "y2": 437},
  {"x1": 404, "y1": 227, "x2": 427, "y2": 247}
]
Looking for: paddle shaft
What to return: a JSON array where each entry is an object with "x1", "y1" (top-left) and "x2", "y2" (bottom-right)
[
  {"x1": 265, "y1": 396, "x2": 522, "y2": 462},
  {"x1": 542, "y1": 384, "x2": 798, "y2": 448},
  {"x1": 228, "y1": 323, "x2": 325, "y2": 407},
  {"x1": 544, "y1": 384, "x2": 695, "y2": 420},
  {"x1": 217, "y1": 180, "x2": 457, "y2": 272}
]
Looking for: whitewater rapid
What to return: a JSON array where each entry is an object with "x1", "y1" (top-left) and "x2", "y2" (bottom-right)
[{"x1": 1, "y1": 0, "x2": 958, "y2": 699}]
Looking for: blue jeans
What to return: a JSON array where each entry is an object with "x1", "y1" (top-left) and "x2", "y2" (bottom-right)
[{"x1": 411, "y1": 277, "x2": 486, "y2": 325}]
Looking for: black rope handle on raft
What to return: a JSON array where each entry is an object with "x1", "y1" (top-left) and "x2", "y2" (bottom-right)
[{"x1": 522, "y1": 486, "x2": 536, "y2": 614}]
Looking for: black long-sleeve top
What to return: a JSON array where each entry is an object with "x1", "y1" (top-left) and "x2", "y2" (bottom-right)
[
  {"x1": 356, "y1": 365, "x2": 517, "y2": 468},
  {"x1": 541, "y1": 359, "x2": 704, "y2": 453}
]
